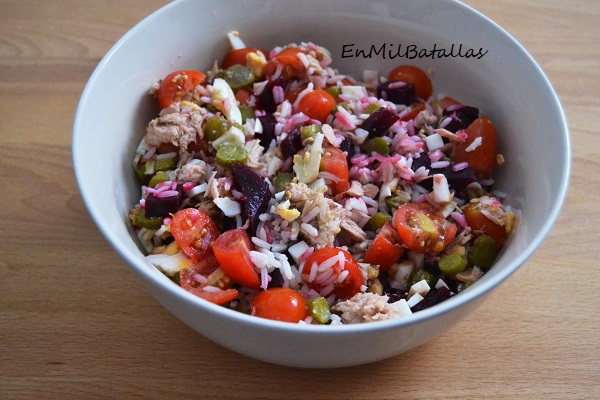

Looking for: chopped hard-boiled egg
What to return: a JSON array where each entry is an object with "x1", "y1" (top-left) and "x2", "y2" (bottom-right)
[
  {"x1": 214, "y1": 197, "x2": 241, "y2": 217},
  {"x1": 288, "y1": 240, "x2": 310, "y2": 264},
  {"x1": 212, "y1": 78, "x2": 242, "y2": 124},
  {"x1": 227, "y1": 31, "x2": 246, "y2": 50},
  {"x1": 246, "y1": 51, "x2": 267, "y2": 78},
  {"x1": 275, "y1": 200, "x2": 301, "y2": 222},
  {"x1": 145, "y1": 252, "x2": 193, "y2": 276},
  {"x1": 211, "y1": 125, "x2": 245, "y2": 149},
  {"x1": 408, "y1": 279, "x2": 431, "y2": 299},
  {"x1": 406, "y1": 292, "x2": 424, "y2": 308},
  {"x1": 393, "y1": 299, "x2": 413, "y2": 317},
  {"x1": 293, "y1": 132, "x2": 324, "y2": 184}
]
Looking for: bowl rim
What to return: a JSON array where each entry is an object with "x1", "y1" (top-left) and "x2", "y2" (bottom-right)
[{"x1": 72, "y1": 0, "x2": 571, "y2": 334}]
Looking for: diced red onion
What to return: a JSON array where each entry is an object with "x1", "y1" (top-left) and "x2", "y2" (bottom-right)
[
  {"x1": 453, "y1": 162, "x2": 469, "y2": 171},
  {"x1": 154, "y1": 190, "x2": 179, "y2": 198},
  {"x1": 451, "y1": 211, "x2": 469, "y2": 229}
]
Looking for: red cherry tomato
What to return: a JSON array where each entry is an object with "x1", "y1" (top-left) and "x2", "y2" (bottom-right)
[
  {"x1": 400, "y1": 102, "x2": 426, "y2": 122},
  {"x1": 430, "y1": 96, "x2": 462, "y2": 116},
  {"x1": 213, "y1": 229, "x2": 261, "y2": 290},
  {"x1": 451, "y1": 116, "x2": 498, "y2": 178},
  {"x1": 170, "y1": 208, "x2": 219, "y2": 262},
  {"x1": 222, "y1": 47, "x2": 268, "y2": 69},
  {"x1": 320, "y1": 145, "x2": 349, "y2": 195},
  {"x1": 157, "y1": 70, "x2": 206, "y2": 109},
  {"x1": 234, "y1": 87, "x2": 253, "y2": 105},
  {"x1": 250, "y1": 288, "x2": 309, "y2": 323},
  {"x1": 462, "y1": 202, "x2": 508, "y2": 249},
  {"x1": 388, "y1": 65, "x2": 433, "y2": 100},
  {"x1": 363, "y1": 221, "x2": 405, "y2": 273},
  {"x1": 298, "y1": 88, "x2": 337, "y2": 123},
  {"x1": 394, "y1": 203, "x2": 457, "y2": 254},
  {"x1": 179, "y1": 264, "x2": 238, "y2": 305},
  {"x1": 301, "y1": 248, "x2": 363, "y2": 300},
  {"x1": 284, "y1": 84, "x2": 307, "y2": 104},
  {"x1": 264, "y1": 47, "x2": 307, "y2": 79}
]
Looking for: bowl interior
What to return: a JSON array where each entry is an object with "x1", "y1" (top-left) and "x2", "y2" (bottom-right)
[{"x1": 73, "y1": 0, "x2": 569, "y2": 364}]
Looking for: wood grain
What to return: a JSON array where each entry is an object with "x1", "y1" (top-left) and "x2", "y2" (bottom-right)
[{"x1": 1, "y1": 1, "x2": 598, "y2": 398}]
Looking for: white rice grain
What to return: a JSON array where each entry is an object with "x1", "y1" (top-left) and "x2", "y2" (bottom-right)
[
  {"x1": 301, "y1": 222, "x2": 319, "y2": 238},
  {"x1": 336, "y1": 270, "x2": 349, "y2": 283},
  {"x1": 317, "y1": 255, "x2": 339, "y2": 272},
  {"x1": 308, "y1": 261, "x2": 319, "y2": 282}
]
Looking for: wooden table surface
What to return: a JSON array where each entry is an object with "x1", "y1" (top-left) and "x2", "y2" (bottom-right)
[{"x1": 1, "y1": 1, "x2": 598, "y2": 398}]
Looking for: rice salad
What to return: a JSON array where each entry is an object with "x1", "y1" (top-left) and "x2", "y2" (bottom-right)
[{"x1": 129, "y1": 32, "x2": 517, "y2": 325}]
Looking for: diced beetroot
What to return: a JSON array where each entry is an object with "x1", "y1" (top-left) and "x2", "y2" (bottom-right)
[
  {"x1": 411, "y1": 154, "x2": 431, "y2": 172},
  {"x1": 442, "y1": 164, "x2": 476, "y2": 192},
  {"x1": 386, "y1": 292, "x2": 408, "y2": 304},
  {"x1": 267, "y1": 268, "x2": 284, "y2": 288},
  {"x1": 360, "y1": 107, "x2": 400, "y2": 137},
  {"x1": 280, "y1": 128, "x2": 303, "y2": 158},
  {"x1": 442, "y1": 105, "x2": 479, "y2": 132},
  {"x1": 410, "y1": 286, "x2": 453, "y2": 312},
  {"x1": 231, "y1": 163, "x2": 271, "y2": 236},
  {"x1": 259, "y1": 77, "x2": 288, "y2": 113},
  {"x1": 257, "y1": 114, "x2": 277, "y2": 148},
  {"x1": 339, "y1": 137, "x2": 356, "y2": 164},
  {"x1": 377, "y1": 82, "x2": 417, "y2": 106},
  {"x1": 144, "y1": 185, "x2": 184, "y2": 218},
  {"x1": 411, "y1": 157, "x2": 476, "y2": 193}
]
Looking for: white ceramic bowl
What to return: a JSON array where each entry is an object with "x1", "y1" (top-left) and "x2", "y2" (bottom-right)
[{"x1": 73, "y1": 0, "x2": 569, "y2": 368}]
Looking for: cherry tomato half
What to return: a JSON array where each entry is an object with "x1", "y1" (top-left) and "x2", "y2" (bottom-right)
[
  {"x1": 213, "y1": 229, "x2": 261, "y2": 290},
  {"x1": 388, "y1": 65, "x2": 433, "y2": 100},
  {"x1": 284, "y1": 84, "x2": 307, "y2": 105},
  {"x1": 250, "y1": 288, "x2": 309, "y2": 323},
  {"x1": 400, "y1": 102, "x2": 426, "y2": 122},
  {"x1": 179, "y1": 264, "x2": 238, "y2": 305},
  {"x1": 301, "y1": 248, "x2": 363, "y2": 300},
  {"x1": 222, "y1": 47, "x2": 268, "y2": 69},
  {"x1": 157, "y1": 70, "x2": 206, "y2": 109},
  {"x1": 234, "y1": 87, "x2": 253, "y2": 105},
  {"x1": 451, "y1": 116, "x2": 498, "y2": 178},
  {"x1": 363, "y1": 221, "x2": 405, "y2": 273},
  {"x1": 170, "y1": 208, "x2": 219, "y2": 262},
  {"x1": 298, "y1": 88, "x2": 337, "y2": 123},
  {"x1": 320, "y1": 144, "x2": 349, "y2": 195},
  {"x1": 462, "y1": 202, "x2": 508, "y2": 249},
  {"x1": 264, "y1": 47, "x2": 307, "y2": 79},
  {"x1": 394, "y1": 203, "x2": 457, "y2": 254},
  {"x1": 430, "y1": 96, "x2": 462, "y2": 116}
]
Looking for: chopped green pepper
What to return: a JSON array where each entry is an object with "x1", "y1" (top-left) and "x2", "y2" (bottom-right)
[
  {"x1": 385, "y1": 196, "x2": 406, "y2": 211},
  {"x1": 325, "y1": 85, "x2": 342, "y2": 100},
  {"x1": 369, "y1": 212, "x2": 391, "y2": 231},
  {"x1": 467, "y1": 235, "x2": 497, "y2": 270},
  {"x1": 438, "y1": 253, "x2": 468, "y2": 276},
  {"x1": 364, "y1": 103, "x2": 381, "y2": 114},
  {"x1": 300, "y1": 124, "x2": 321, "y2": 141},
  {"x1": 216, "y1": 142, "x2": 247, "y2": 167},
  {"x1": 306, "y1": 297, "x2": 331, "y2": 324}
]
